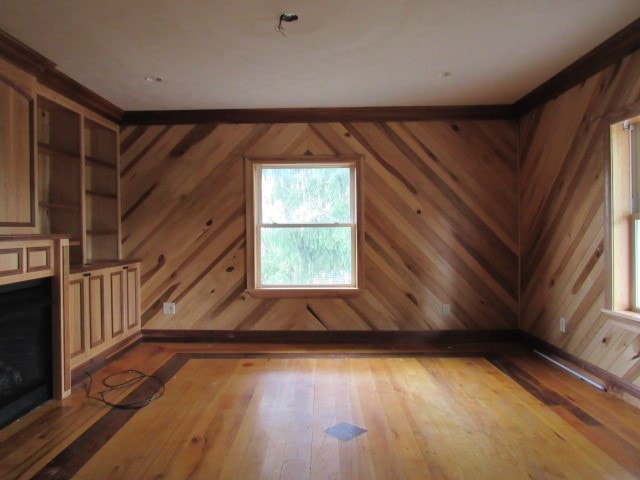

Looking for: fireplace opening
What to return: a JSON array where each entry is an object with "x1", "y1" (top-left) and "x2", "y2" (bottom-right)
[{"x1": 0, "y1": 278, "x2": 52, "y2": 428}]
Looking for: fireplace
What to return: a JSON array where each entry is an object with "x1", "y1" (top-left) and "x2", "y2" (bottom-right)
[{"x1": 0, "y1": 278, "x2": 52, "y2": 428}]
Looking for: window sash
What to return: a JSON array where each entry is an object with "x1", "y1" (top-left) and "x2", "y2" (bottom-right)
[
  {"x1": 257, "y1": 164, "x2": 356, "y2": 225},
  {"x1": 256, "y1": 224, "x2": 357, "y2": 288}
]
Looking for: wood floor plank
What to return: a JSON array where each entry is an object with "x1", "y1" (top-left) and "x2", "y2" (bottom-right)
[{"x1": 1, "y1": 343, "x2": 640, "y2": 479}]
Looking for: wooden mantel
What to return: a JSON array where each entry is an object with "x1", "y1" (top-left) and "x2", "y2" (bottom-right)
[{"x1": 0, "y1": 235, "x2": 70, "y2": 399}]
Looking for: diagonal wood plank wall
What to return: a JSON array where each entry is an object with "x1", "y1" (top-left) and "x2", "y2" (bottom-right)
[
  {"x1": 520, "y1": 49, "x2": 640, "y2": 392},
  {"x1": 120, "y1": 120, "x2": 519, "y2": 331}
]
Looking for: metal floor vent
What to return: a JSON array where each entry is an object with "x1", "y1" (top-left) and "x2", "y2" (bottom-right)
[{"x1": 324, "y1": 422, "x2": 367, "y2": 442}]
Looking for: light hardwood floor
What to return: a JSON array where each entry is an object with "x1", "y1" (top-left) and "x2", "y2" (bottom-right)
[{"x1": 1, "y1": 342, "x2": 640, "y2": 479}]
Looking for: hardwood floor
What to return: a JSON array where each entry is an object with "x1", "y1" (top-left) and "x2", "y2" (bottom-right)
[{"x1": 1, "y1": 342, "x2": 640, "y2": 479}]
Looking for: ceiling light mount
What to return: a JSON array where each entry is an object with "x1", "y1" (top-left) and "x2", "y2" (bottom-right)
[
  {"x1": 276, "y1": 13, "x2": 299, "y2": 36},
  {"x1": 145, "y1": 76, "x2": 162, "y2": 82}
]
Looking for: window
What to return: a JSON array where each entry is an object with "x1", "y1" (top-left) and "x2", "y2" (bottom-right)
[
  {"x1": 607, "y1": 115, "x2": 640, "y2": 317},
  {"x1": 245, "y1": 156, "x2": 364, "y2": 297}
]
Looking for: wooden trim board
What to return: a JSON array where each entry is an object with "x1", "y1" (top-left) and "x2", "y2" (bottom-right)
[
  {"x1": 140, "y1": 329, "x2": 523, "y2": 345},
  {"x1": 513, "y1": 16, "x2": 640, "y2": 117},
  {"x1": 120, "y1": 105, "x2": 514, "y2": 125}
]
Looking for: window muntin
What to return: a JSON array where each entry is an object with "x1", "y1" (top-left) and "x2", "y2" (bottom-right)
[{"x1": 246, "y1": 156, "x2": 364, "y2": 295}]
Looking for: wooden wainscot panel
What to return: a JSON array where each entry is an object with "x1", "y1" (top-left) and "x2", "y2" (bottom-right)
[
  {"x1": 88, "y1": 274, "x2": 106, "y2": 349},
  {"x1": 110, "y1": 268, "x2": 126, "y2": 340},
  {"x1": 0, "y1": 247, "x2": 23, "y2": 276},
  {"x1": 126, "y1": 263, "x2": 140, "y2": 331},
  {"x1": 26, "y1": 245, "x2": 51, "y2": 272}
]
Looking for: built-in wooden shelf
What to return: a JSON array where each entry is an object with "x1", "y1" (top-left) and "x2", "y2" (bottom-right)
[
  {"x1": 86, "y1": 230, "x2": 117, "y2": 236},
  {"x1": 39, "y1": 202, "x2": 80, "y2": 211},
  {"x1": 85, "y1": 190, "x2": 117, "y2": 199},
  {"x1": 85, "y1": 155, "x2": 116, "y2": 169},
  {"x1": 37, "y1": 142, "x2": 80, "y2": 160}
]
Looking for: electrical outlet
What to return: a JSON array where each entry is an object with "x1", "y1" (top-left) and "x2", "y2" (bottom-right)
[
  {"x1": 559, "y1": 317, "x2": 566, "y2": 333},
  {"x1": 163, "y1": 302, "x2": 176, "y2": 315},
  {"x1": 442, "y1": 303, "x2": 451, "y2": 316}
]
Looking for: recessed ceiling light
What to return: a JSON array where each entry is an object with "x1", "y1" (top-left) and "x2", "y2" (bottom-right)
[{"x1": 145, "y1": 76, "x2": 162, "y2": 82}]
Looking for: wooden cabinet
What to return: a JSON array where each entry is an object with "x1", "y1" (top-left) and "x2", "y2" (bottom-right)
[
  {"x1": 68, "y1": 262, "x2": 141, "y2": 369},
  {"x1": 106, "y1": 263, "x2": 140, "y2": 343},
  {"x1": 36, "y1": 92, "x2": 120, "y2": 266},
  {"x1": 0, "y1": 58, "x2": 36, "y2": 233}
]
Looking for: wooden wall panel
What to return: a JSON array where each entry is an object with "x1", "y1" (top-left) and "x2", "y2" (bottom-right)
[
  {"x1": 520, "y1": 50, "x2": 640, "y2": 392},
  {"x1": 121, "y1": 119, "x2": 518, "y2": 331}
]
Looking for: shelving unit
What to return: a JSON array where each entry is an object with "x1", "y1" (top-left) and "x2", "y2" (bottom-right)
[
  {"x1": 37, "y1": 96, "x2": 83, "y2": 264},
  {"x1": 84, "y1": 118, "x2": 120, "y2": 263},
  {"x1": 37, "y1": 96, "x2": 121, "y2": 266}
]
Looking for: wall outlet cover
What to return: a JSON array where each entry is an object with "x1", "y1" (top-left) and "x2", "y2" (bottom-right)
[{"x1": 163, "y1": 302, "x2": 176, "y2": 315}]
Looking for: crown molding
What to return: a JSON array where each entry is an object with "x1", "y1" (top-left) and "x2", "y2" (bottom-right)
[
  {"x1": 120, "y1": 105, "x2": 514, "y2": 125},
  {"x1": 513, "y1": 16, "x2": 640, "y2": 118},
  {"x1": 0, "y1": 29, "x2": 123, "y2": 122}
]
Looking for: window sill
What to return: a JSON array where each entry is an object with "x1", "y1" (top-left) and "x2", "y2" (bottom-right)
[
  {"x1": 602, "y1": 308, "x2": 640, "y2": 326},
  {"x1": 246, "y1": 288, "x2": 365, "y2": 299}
]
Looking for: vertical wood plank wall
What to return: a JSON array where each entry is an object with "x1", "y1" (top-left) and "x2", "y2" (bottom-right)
[
  {"x1": 520, "y1": 50, "x2": 640, "y2": 390},
  {"x1": 120, "y1": 120, "x2": 518, "y2": 331}
]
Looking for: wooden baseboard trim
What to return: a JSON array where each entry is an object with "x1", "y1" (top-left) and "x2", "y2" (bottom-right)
[
  {"x1": 70, "y1": 332, "x2": 143, "y2": 386},
  {"x1": 141, "y1": 329, "x2": 640, "y2": 402},
  {"x1": 521, "y1": 332, "x2": 640, "y2": 401},
  {"x1": 141, "y1": 329, "x2": 523, "y2": 345}
]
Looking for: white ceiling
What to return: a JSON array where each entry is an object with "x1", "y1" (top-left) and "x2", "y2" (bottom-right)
[{"x1": 0, "y1": 1, "x2": 639, "y2": 111}]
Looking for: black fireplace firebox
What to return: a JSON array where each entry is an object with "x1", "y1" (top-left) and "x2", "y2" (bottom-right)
[{"x1": 0, "y1": 278, "x2": 52, "y2": 428}]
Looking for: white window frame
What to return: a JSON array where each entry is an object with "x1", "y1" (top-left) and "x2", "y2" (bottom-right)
[{"x1": 245, "y1": 155, "x2": 365, "y2": 298}]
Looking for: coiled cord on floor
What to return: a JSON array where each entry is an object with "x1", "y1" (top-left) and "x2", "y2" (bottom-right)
[{"x1": 85, "y1": 369, "x2": 165, "y2": 409}]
